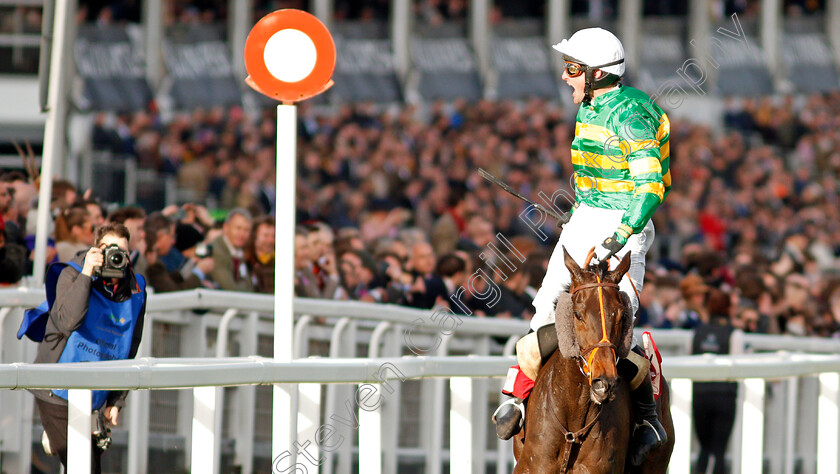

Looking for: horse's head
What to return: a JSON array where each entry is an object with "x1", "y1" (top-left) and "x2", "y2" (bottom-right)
[{"x1": 554, "y1": 246, "x2": 634, "y2": 404}]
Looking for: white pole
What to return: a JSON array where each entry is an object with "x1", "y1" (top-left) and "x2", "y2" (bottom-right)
[
  {"x1": 450, "y1": 377, "x2": 473, "y2": 474},
  {"x1": 358, "y1": 384, "x2": 381, "y2": 474},
  {"x1": 740, "y1": 378, "x2": 766, "y2": 474},
  {"x1": 390, "y1": 0, "x2": 411, "y2": 81},
  {"x1": 67, "y1": 389, "x2": 92, "y2": 474},
  {"x1": 298, "y1": 383, "x2": 323, "y2": 472},
  {"x1": 818, "y1": 372, "x2": 839, "y2": 474},
  {"x1": 191, "y1": 386, "x2": 218, "y2": 474},
  {"x1": 143, "y1": 0, "x2": 164, "y2": 87},
  {"x1": 828, "y1": 0, "x2": 840, "y2": 66},
  {"x1": 669, "y1": 378, "x2": 693, "y2": 474},
  {"x1": 547, "y1": 0, "x2": 570, "y2": 79},
  {"x1": 273, "y1": 103, "x2": 297, "y2": 467},
  {"x1": 228, "y1": 0, "x2": 252, "y2": 83},
  {"x1": 34, "y1": 0, "x2": 75, "y2": 285},
  {"x1": 760, "y1": 0, "x2": 781, "y2": 84},
  {"x1": 784, "y1": 378, "x2": 798, "y2": 474}
]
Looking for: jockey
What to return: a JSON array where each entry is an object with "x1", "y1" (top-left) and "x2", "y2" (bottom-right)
[{"x1": 491, "y1": 27, "x2": 670, "y2": 466}]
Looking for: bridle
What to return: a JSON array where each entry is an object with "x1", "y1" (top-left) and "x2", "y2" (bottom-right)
[
  {"x1": 568, "y1": 248, "x2": 620, "y2": 383},
  {"x1": 548, "y1": 248, "x2": 634, "y2": 473}
]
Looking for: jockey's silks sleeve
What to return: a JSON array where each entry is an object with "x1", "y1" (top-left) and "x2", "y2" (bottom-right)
[{"x1": 570, "y1": 85, "x2": 671, "y2": 241}]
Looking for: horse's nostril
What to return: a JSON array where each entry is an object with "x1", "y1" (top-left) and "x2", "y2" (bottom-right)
[{"x1": 592, "y1": 379, "x2": 607, "y2": 394}]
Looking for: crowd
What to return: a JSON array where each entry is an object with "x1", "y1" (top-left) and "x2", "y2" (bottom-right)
[{"x1": 4, "y1": 89, "x2": 840, "y2": 339}]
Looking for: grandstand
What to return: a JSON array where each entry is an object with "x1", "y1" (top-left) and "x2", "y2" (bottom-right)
[{"x1": 2, "y1": 0, "x2": 840, "y2": 473}]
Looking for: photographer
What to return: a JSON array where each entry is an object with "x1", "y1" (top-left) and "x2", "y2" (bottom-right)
[{"x1": 31, "y1": 223, "x2": 146, "y2": 473}]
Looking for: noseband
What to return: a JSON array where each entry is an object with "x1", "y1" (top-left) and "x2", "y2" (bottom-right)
[{"x1": 569, "y1": 276, "x2": 620, "y2": 383}]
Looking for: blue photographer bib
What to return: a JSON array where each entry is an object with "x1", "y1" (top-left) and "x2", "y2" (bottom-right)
[{"x1": 51, "y1": 272, "x2": 146, "y2": 410}]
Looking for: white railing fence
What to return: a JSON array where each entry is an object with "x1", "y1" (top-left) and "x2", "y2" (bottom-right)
[
  {"x1": 3, "y1": 287, "x2": 840, "y2": 473},
  {"x1": 2, "y1": 354, "x2": 840, "y2": 474}
]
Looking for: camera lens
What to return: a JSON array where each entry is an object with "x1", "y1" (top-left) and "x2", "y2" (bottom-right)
[{"x1": 109, "y1": 253, "x2": 124, "y2": 266}]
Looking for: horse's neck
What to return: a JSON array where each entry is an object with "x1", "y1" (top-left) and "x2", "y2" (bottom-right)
[{"x1": 548, "y1": 353, "x2": 596, "y2": 425}]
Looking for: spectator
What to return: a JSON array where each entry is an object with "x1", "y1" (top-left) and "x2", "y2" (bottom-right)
[
  {"x1": 643, "y1": 274, "x2": 682, "y2": 329},
  {"x1": 821, "y1": 281, "x2": 840, "y2": 338},
  {"x1": 174, "y1": 222, "x2": 205, "y2": 256},
  {"x1": 143, "y1": 212, "x2": 213, "y2": 292},
  {"x1": 691, "y1": 288, "x2": 742, "y2": 474},
  {"x1": 428, "y1": 252, "x2": 466, "y2": 309},
  {"x1": 487, "y1": 258, "x2": 533, "y2": 320},
  {"x1": 521, "y1": 251, "x2": 548, "y2": 302},
  {"x1": 462, "y1": 215, "x2": 495, "y2": 251},
  {"x1": 373, "y1": 250, "x2": 413, "y2": 305},
  {"x1": 9, "y1": 87, "x2": 840, "y2": 337},
  {"x1": 1, "y1": 171, "x2": 36, "y2": 241},
  {"x1": 209, "y1": 208, "x2": 254, "y2": 291},
  {"x1": 430, "y1": 182, "x2": 469, "y2": 255},
  {"x1": 405, "y1": 241, "x2": 447, "y2": 309},
  {"x1": 50, "y1": 179, "x2": 77, "y2": 211},
  {"x1": 54, "y1": 208, "x2": 94, "y2": 262},
  {"x1": 0, "y1": 216, "x2": 26, "y2": 285},
  {"x1": 677, "y1": 274, "x2": 710, "y2": 329},
  {"x1": 295, "y1": 227, "x2": 341, "y2": 299},
  {"x1": 733, "y1": 269, "x2": 777, "y2": 333},
  {"x1": 337, "y1": 249, "x2": 378, "y2": 301},
  {"x1": 305, "y1": 223, "x2": 331, "y2": 285},
  {"x1": 84, "y1": 199, "x2": 107, "y2": 230},
  {"x1": 779, "y1": 273, "x2": 817, "y2": 336},
  {"x1": 246, "y1": 216, "x2": 275, "y2": 293},
  {"x1": 0, "y1": 181, "x2": 16, "y2": 243}
]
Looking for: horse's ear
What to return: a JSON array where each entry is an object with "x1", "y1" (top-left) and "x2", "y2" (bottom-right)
[
  {"x1": 563, "y1": 246, "x2": 582, "y2": 281},
  {"x1": 609, "y1": 251, "x2": 632, "y2": 282}
]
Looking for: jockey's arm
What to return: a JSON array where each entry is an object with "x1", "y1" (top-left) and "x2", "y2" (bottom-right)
[{"x1": 613, "y1": 110, "x2": 665, "y2": 245}]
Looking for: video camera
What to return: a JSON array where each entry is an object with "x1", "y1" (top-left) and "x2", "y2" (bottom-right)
[{"x1": 94, "y1": 244, "x2": 130, "y2": 279}]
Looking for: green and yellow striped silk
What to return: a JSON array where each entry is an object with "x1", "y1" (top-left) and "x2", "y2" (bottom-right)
[{"x1": 570, "y1": 85, "x2": 670, "y2": 237}]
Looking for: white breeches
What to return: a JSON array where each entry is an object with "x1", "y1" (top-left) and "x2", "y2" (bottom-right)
[{"x1": 530, "y1": 203, "x2": 655, "y2": 331}]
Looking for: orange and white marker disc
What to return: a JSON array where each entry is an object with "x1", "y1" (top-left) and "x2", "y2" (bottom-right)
[{"x1": 244, "y1": 9, "x2": 336, "y2": 103}]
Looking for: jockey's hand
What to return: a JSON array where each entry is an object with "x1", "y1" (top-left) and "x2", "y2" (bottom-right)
[{"x1": 595, "y1": 233, "x2": 625, "y2": 262}]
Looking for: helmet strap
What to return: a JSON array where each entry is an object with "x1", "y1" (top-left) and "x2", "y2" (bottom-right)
[
  {"x1": 582, "y1": 57, "x2": 625, "y2": 105},
  {"x1": 583, "y1": 68, "x2": 594, "y2": 105},
  {"x1": 563, "y1": 55, "x2": 624, "y2": 106}
]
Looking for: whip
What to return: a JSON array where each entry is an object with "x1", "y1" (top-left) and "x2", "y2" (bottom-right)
[{"x1": 477, "y1": 168, "x2": 570, "y2": 226}]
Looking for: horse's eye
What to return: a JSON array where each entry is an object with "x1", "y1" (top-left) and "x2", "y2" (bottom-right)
[{"x1": 573, "y1": 311, "x2": 583, "y2": 321}]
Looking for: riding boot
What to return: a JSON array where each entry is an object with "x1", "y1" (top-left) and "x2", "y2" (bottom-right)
[
  {"x1": 492, "y1": 396, "x2": 525, "y2": 440},
  {"x1": 492, "y1": 326, "x2": 557, "y2": 440},
  {"x1": 628, "y1": 371, "x2": 667, "y2": 466}
]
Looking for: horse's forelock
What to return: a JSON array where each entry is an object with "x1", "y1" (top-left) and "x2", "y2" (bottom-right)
[{"x1": 579, "y1": 260, "x2": 610, "y2": 282}]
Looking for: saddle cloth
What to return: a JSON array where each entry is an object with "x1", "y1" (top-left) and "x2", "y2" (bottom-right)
[{"x1": 642, "y1": 331, "x2": 663, "y2": 400}]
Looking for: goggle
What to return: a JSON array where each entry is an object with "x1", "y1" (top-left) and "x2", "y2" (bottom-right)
[{"x1": 564, "y1": 61, "x2": 585, "y2": 78}]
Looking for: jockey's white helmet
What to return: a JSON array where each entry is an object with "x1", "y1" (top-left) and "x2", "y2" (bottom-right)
[{"x1": 552, "y1": 28, "x2": 625, "y2": 77}]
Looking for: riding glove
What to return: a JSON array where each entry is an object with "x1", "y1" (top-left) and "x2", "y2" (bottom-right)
[{"x1": 595, "y1": 232, "x2": 625, "y2": 262}]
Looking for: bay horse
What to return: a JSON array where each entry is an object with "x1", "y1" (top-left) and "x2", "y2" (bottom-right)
[{"x1": 512, "y1": 248, "x2": 674, "y2": 473}]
